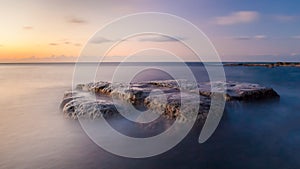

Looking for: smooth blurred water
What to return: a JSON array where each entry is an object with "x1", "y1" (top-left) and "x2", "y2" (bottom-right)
[{"x1": 0, "y1": 63, "x2": 299, "y2": 169}]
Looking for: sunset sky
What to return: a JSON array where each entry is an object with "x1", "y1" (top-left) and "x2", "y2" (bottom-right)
[{"x1": 1, "y1": 0, "x2": 300, "y2": 62}]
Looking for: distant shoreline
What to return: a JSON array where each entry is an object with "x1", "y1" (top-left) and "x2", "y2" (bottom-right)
[
  {"x1": 0, "y1": 62, "x2": 300, "y2": 67},
  {"x1": 224, "y1": 62, "x2": 300, "y2": 68}
]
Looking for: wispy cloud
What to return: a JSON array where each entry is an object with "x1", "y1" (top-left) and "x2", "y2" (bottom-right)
[
  {"x1": 231, "y1": 35, "x2": 267, "y2": 40},
  {"x1": 232, "y1": 36, "x2": 251, "y2": 40},
  {"x1": 89, "y1": 35, "x2": 184, "y2": 44},
  {"x1": 49, "y1": 43, "x2": 59, "y2": 46},
  {"x1": 214, "y1": 11, "x2": 259, "y2": 25},
  {"x1": 138, "y1": 35, "x2": 184, "y2": 42},
  {"x1": 23, "y1": 26, "x2": 33, "y2": 30},
  {"x1": 291, "y1": 35, "x2": 300, "y2": 39},
  {"x1": 290, "y1": 53, "x2": 299, "y2": 56},
  {"x1": 254, "y1": 35, "x2": 267, "y2": 40},
  {"x1": 274, "y1": 15, "x2": 298, "y2": 22},
  {"x1": 90, "y1": 37, "x2": 112, "y2": 44},
  {"x1": 67, "y1": 16, "x2": 87, "y2": 24},
  {"x1": 74, "y1": 43, "x2": 81, "y2": 46},
  {"x1": 49, "y1": 41, "x2": 82, "y2": 46}
]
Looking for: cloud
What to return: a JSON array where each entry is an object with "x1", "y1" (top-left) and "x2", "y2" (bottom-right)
[
  {"x1": 49, "y1": 43, "x2": 59, "y2": 46},
  {"x1": 214, "y1": 11, "x2": 259, "y2": 25},
  {"x1": 232, "y1": 36, "x2": 251, "y2": 40},
  {"x1": 90, "y1": 37, "x2": 112, "y2": 44},
  {"x1": 254, "y1": 35, "x2": 267, "y2": 40},
  {"x1": 291, "y1": 35, "x2": 300, "y2": 39},
  {"x1": 58, "y1": 40, "x2": 82, "y2": 46},
  {"x1": 274, "y1": 15, "x2": 298, "y2": 22},
  {"x1": 23, "y1": 26, "x2": 33, "y2": 30},
  {"x1": 231, "y1": 35, "x2": 267, "y2": 40},
  {"x1": 50, "y1": 41, "x2": 82, "y2": 46},
  {"x1": 290, "y1": 53, "x2": 299, "y2": 56},
  {"x1": 89, "y1": 35, "x2": 185, "y2": 43},
  {"x1": 138, "y1": 35, "x2": 184, "y2": 42},
  {"x1": 67, "y1": 16, "x2": 87, "y2": 24}
]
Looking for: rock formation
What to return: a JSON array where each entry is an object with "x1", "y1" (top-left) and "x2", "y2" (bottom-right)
[
  {"x1": 225, "y1": 62, "x2": 300, "y2": 68},
  {"x1": 60, "y1": 80, "x2": 279, "y2": 120}
]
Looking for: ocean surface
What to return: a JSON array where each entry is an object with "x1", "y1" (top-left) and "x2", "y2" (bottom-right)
[{"x1": 0, "y1": 63, "x2": 300, "y2": 169}]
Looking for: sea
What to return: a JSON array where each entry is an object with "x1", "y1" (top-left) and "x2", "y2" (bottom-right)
[{"x1": 0, "y1": 62, "x2": 299, "y2": 169}]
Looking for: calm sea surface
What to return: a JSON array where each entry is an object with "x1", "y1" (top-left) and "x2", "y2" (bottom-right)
[{"x1": 0, "y1": 63, "x2": 299, "y2": 169}]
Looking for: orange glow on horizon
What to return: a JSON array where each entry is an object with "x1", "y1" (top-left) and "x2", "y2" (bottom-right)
[{"x1": 0, "y1": 43, "x2": 83, "y2": 61}]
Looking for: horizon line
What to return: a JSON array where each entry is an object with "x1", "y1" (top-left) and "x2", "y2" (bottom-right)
[{"x1": 0, "y1": 61, "x2": 299, "y2": 64}]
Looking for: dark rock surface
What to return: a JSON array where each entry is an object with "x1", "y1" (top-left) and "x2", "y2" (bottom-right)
[
  {"x1": 225, "y1": 62, "x2": 300, "y2": 68},
  {"x1": 60, "y1": 80, "x2": 279, "y2": 120}
]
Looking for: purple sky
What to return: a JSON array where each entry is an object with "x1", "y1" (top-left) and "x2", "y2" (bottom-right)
[{"x1": 0, "y1": 0, "x2": 300, "y2": 62}]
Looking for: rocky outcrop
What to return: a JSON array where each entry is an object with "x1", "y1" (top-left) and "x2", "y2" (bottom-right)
[
  {"x1": 225, "y1": 62, "x2": 300, "y2": 68},
  {"x1": 60, "y1": 80, "x2": 279, "y2": 120}
]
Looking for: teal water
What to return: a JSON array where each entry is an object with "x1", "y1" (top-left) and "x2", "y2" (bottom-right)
[{"x1": 0, "y1": 63, "x2": 299, "y2": 169}]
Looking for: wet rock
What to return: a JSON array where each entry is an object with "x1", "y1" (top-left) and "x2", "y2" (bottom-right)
[
  {"x1": 60, "y1": 90, "x2": 119, "y2": 119},
  {"x1": 61, "y1": 80, "x2": 279, "y2": 120},
  {"x1": 197, "y1": 81, "x2": 280, "y2": 101},
  {"x1": 63, "y1": 98, "x2": 118, "y2": 119}
]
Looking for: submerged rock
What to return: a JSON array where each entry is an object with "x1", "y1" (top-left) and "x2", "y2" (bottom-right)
[{"x1": 60, "y1": 80, "x2": 279, "y2": 120}]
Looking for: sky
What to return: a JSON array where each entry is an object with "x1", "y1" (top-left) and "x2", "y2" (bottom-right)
[{"x1": 0, "y1": 0, "x2": 300, "y2": 62}]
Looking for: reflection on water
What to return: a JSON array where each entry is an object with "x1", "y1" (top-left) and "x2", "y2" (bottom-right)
[{"x1": 0, "y1": 63, "x2": 300, "y2": 169}]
